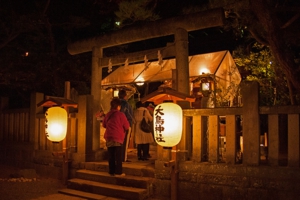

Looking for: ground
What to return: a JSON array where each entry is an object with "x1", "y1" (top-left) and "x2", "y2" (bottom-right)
[
  {"x1": 0, "y1": 164, "x2": 85, "y2": 200},
  {"x1": 0, "y1": 145, "x2": 165, "y2": 200}
]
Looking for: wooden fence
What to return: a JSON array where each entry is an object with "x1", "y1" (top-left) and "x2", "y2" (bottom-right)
[
  {"x1": 1, "y1": 82, "x2": 300, "y2": 169},
  {"x1": 0, "y1": 108, "x2": 30, "y2": 142}
]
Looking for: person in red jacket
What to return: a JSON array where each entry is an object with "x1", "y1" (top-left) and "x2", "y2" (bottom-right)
[{"x1": 103, "y1": 98, "x2": 129, "y2": 176}]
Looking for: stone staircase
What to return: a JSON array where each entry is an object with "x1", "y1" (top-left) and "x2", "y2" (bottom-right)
[{"x1": 59, "y1": 160, "x2": 156, "y2": 200}]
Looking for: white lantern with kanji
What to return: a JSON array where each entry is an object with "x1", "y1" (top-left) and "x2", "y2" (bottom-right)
[
  {"x1": 45, "y1": 107, "x2": 68, "y2": 142},
  {"x1": 153, "y1": 102, "x2": 183, "y2": 147}
]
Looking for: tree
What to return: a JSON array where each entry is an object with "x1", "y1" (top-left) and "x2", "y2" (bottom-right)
[
  {"x1": 250, "y1": 0, "x2": 300, "y2": 105},
  {"x1": 234, "y1": 42, "x2": 290, "y2": 105},
  {"x1": 1, "y1": 0, "x2": 299, "y2": 107},
  {"x1": 222, "y1": 0, "x2": 300, "y2": 104},
  {"x1": 113, "y1": 0, "x2": 300, "y2": 104},
  {"x1": 114, "y1": 0, "x2": 160, "y2": 27}
]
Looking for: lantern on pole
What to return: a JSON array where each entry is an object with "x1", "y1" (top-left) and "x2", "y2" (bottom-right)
[
  {"x1": 200, "y1": 75, "x2": 214, "y2": 97},
  {"x1": 153, "y1": 102, "x2": 183, "y2": 148},
  {"x1": 45, "y1": 107, "x2": 68, "y2": 142}
]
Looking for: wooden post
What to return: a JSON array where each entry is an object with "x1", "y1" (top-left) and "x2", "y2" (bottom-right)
[
  {"x1": 91, "y1": 47, "x2": 101, "y2": 151},
  {"x1": 208, "y1": 115, "x2": 219, "y2": 163},
  {"x1": 226, "y1": 115, "x2": 236, "y2": 164},
  {"x1": 62, "y1": 81, "x2": 71, "y2": 184},
  {"x1": 171, "y1": 146, "x2": 178, "y2": 200},
  {"x1": 241, "y1": 81, "x2": 260, "y2": 165},
  {"x1": 288, "y1": 114, "x2": 300, "y2": 167},
  {"x1": 192, "y1": 115, "x2": 202, "y2": 162},
  {"x1": 175, "y1": 28, "x2": 189, "y2": 95},
  {"x1": 268, "y1": 114, "x2": 279, "y2": 166},
  {"x1": 73, "y1": 95, "x2": 94, "y2": 162},
  {"x1": 29, "y1": 93, "x2": 44, "y2": 147}
]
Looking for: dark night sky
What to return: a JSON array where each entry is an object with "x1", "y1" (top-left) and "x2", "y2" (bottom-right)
[{"x1": 0, "y1": 0, "x2": 236, "y2": 108}]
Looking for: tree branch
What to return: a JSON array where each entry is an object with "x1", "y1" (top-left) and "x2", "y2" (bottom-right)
[{"x1": 281, "y1": 13, "x2": 300, "y2": 29}]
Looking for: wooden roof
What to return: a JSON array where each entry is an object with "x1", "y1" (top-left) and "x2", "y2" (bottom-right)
[
  {"x1": 140, "y1": 87, "x2": 195, "y2": 105},
  {"x1": 37, "y1": 97, "x2": 78, "y2": 108}
]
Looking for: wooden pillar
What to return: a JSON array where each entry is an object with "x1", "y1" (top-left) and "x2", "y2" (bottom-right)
[
  {"x1": 177, "y1": 101, "x2": 191, "y2": 160},
  {"x1": 91, "y1": 47, "x2": 101, "y2": 151},
  {"x1": 29, "y1": 92, "x2": 44, "y2": 148},
  {"x1": 225, "y1": 115, "x2": 236, "y2": 164},
  {"x1": 288, "y1": 114, "x2": 299, "y2": 167},
  {"x1": 172, "y1": 69, "x2": 177, "y2": 90},
  {"x1": 175, "y1": 28, "x2": 190, "y2": 162},
  {"x1": 175, "y1": 28, "x2": 189, "y2": 95},
  {"x1": 74, "y1": 95, "x2": 94, "y2": 162},
  {"x1": 241, "y1": 81, "x2": 260, "y2": 165},
  {"x1": 192, "y1": 115, "x2": 202, "y2": 162},
  {"x1": 268, "y1": 114, "x2": 279, "y2": 166},
  {"x1": 208, "y1": 115, "x2": 219, "y2": 163}
]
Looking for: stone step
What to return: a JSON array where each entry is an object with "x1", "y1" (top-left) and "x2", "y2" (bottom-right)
[
  {"x1": 83, "y1": 161, "x2": 155, "y2": 178},
  {"x1": 59, "y1": 188, "x2": 125, "y2": 200},
  {"x1": 76, "y1": 169, "x2": 154, "y2": 189},
  {"x1": 67, "y1": 178, "x2": 149, "y2": 200},
  {"x1": 65, "y1": 160, "x2": 156, "y2": 200}
]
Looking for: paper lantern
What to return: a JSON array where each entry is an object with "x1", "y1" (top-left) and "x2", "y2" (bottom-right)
[
  {"x1": 113, "y1": 89, "x2": 119, "y2": 97},
  {"x1": 201, "y1": 81, "x2": 211, "y2": 91},
  {"x1": 153, "y1": 102, "x2": 183, "y2": 147},
  {"x1": 45, "y1": 107, "x2": 68, "y2": 142},
  {"x1": 200, "y1": 75, "x2": 214, "y2": 97}
]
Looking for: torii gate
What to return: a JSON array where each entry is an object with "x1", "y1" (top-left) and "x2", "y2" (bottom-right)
[{"x1": 67, "y1": 8, "x2": 225, "y2": 156}]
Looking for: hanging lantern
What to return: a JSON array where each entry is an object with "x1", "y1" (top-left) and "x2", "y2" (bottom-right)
[
  {"x1": 201, "y1": 80, "x2": 211, "y2": 91},
  {"x1": 135, "y1": 77, "x2": 145, "y2": 86},
  {"x1": 113, "y1": 89, "x2": 119, "y2": 97},
  {"x1": 153, "y1": 102, "x2": 183, "y2": 147},
  {"x1": 200, "y1": 75, "x2": 214, "y2": 97},
  {"x1": 45, "y1": 107, "x2": 68, "y2": 142}
]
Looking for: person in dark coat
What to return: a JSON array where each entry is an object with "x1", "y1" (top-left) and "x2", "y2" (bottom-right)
[{"x1": 118, "y1": 89, "x2": 134, "y2": 162}]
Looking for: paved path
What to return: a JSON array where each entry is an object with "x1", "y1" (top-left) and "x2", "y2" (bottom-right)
[{"x1": 0, "y1": 146, "x2": 165, "y2": 200}]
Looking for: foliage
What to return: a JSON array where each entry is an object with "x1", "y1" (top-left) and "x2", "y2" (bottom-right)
[
  {"x1": 234, "y1": 43, "x2": 291, "y2": 105},
  {"x1": 1, "y1": 0, "x2": 300, "y2": 107},
  {"x1": 114, "y1": 0, "x2": 160, "y2": 27},
  {"x1": 225, "y1": 0, "x2": 300, "y2": 104}
]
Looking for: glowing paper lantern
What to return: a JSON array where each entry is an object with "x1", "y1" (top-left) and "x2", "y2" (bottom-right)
[
  {"x1": 113, "y1": 89, "x2": 119, "y2": 97},
  {"x1": 45, "y1": 107, "x2": 68, "y2": 142},
  {"x1": 153, "y1": 102, "x2": 183, "y2": 147}
]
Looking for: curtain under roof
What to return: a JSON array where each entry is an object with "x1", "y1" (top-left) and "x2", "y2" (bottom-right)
[{"x1": 101, "y1": 50, "x2": 235, "y2": 86}]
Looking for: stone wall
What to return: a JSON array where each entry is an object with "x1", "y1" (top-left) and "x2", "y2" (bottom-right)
[
  {"x1": 0, "y1": 142, "x2": 62, "y2": 180},
  {"x1": 154, "y1": 161, "x2": 300, "y2": 200}
]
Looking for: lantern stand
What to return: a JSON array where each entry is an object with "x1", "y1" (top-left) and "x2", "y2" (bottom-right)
[
  {"x1": 37, "y1": 95, "x2": 77, "y2": 185},
  {"x1": 163, "y1": 146, "x2": 179, "y2": 200},
  {"x1": 58, "y1": 105, "x2": 69, "y2": 185},
  {"x1": 153, "y1": 102, "x2": 183, "y2": 200},
  {"x1": 52, "y1": 139, "x2": 69, "y2": 184}
]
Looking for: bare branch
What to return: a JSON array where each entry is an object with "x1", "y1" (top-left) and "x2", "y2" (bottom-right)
[{"x1": 281, "y1": 13, "x2": 300, "y2": 29}]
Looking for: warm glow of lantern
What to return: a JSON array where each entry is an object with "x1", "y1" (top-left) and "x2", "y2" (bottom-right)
[
  {"x1": 136, "y1": 77, "x2": 145, "y2": 86},
  {"x1": 199, "y1": 67, "x2": 210, "y2": 74},
  {"x1": 201, "y1": 82, "x2": 211, "y2": 91},
  {"x1": 113, "y1": 90, "x2": 119, "y2": 97},
  {"x1": 45, "y1": 107, "x2": 68, "y2": 142},
  {"x1": 153, "y1": 102, "x2": 183, "y2": 147}
]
